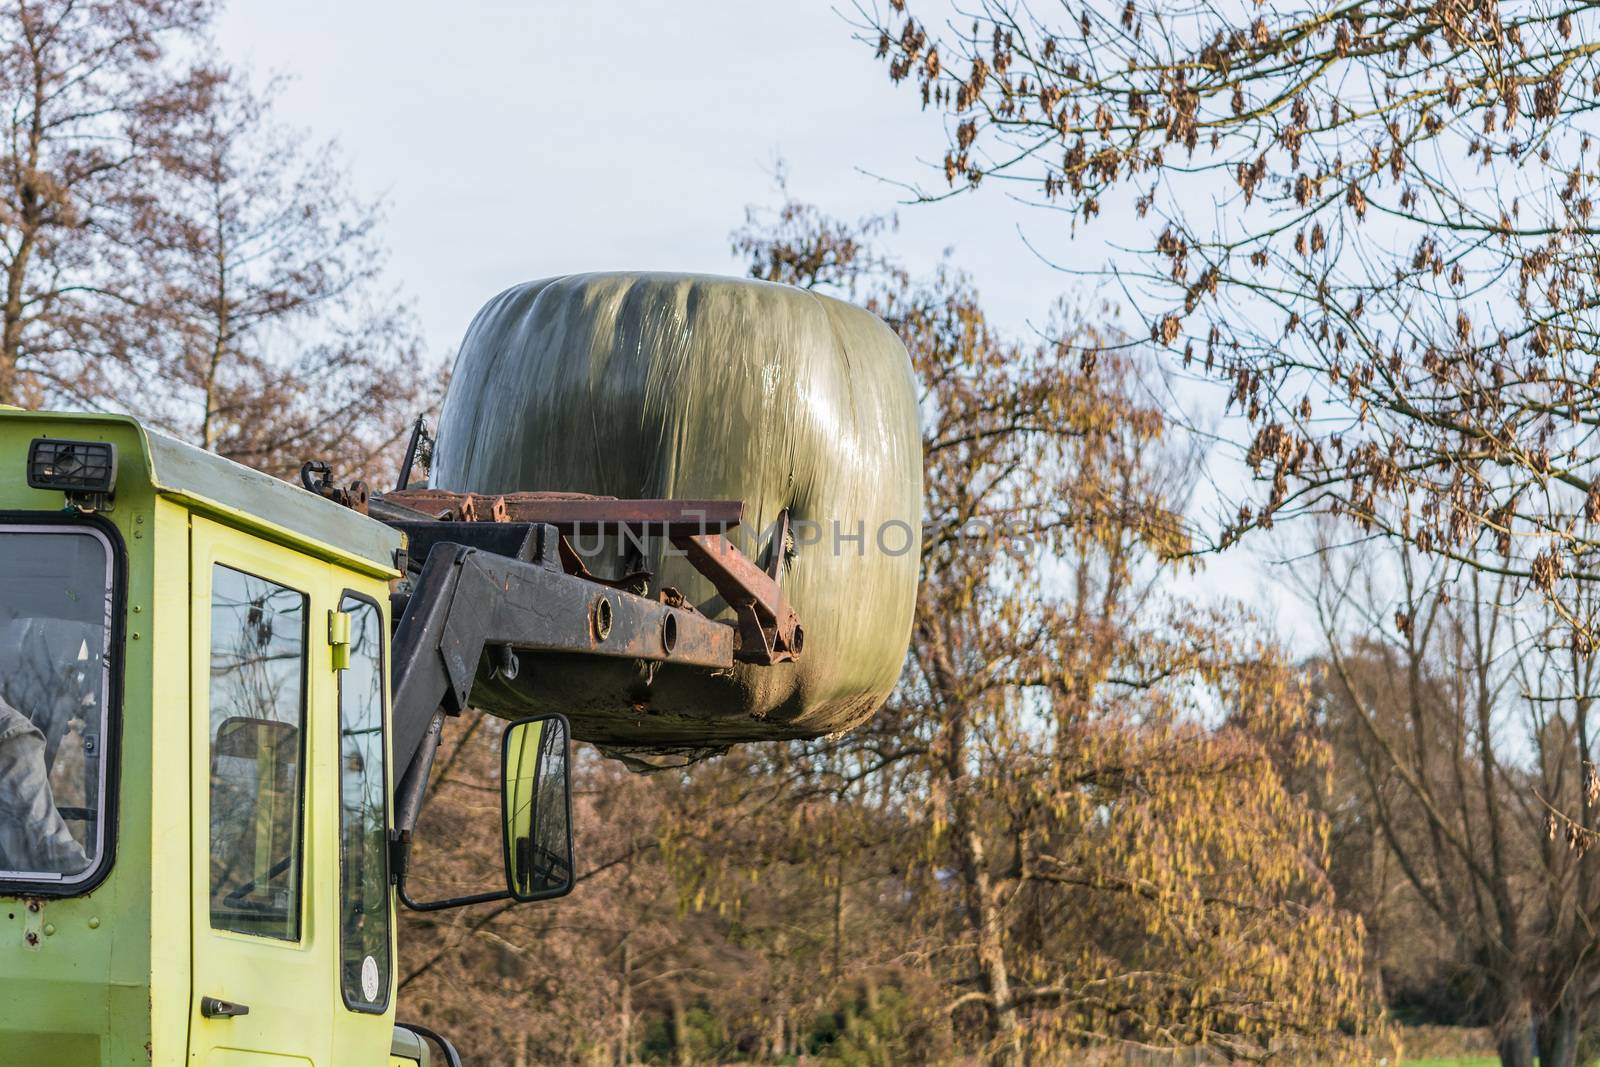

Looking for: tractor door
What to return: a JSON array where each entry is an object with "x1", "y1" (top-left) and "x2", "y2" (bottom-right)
[{"x1": 188, "y1": 516, "x2": 336, "y2": 1065}]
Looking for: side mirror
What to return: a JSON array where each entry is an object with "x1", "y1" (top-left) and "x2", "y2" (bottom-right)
[
  {"x1": 500, "y1": 714, "x2": 573, "y2": 902},
  {"x1": 394, "y1": 713, "x2": 576, "y2": 913}
]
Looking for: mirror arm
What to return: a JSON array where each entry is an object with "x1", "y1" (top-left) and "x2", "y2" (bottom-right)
[
  {"x1": 395, "y1": 875, "x2": 511, "y2": 913},
  {"x1": 392, "y1": 808, "x2": 514, "y2": 912},
  {"x1": 390, "y1": 707, "x2": 517, "y2": 912},
  {"x1": 396, "y1": 1023, "x2": 465, "y2": 1067}
]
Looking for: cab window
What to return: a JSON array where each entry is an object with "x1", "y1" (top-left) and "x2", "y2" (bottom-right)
[
  {"x1": 207, "y1": 565, "x2": 307, "y2": 940},
  {"x1": 337, "y1": 595, "x2": 390, "y2": 1011},
  {"x1": 0, "y1": 523, "x2": 117, "y2": 892}
]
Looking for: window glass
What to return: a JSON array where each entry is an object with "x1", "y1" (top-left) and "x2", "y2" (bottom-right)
[
  {"x1": 0, "y1": 526, "x2": 115, "y2": 888},
  {"x1": 207, "y1": 565, "x2": 306, "y2": 940},
  {"x1": 337, "y1": 596, "x2": 390, "y2": 1011},
  {"x1": 530, "y1": 723, "x2": 570, "y2": 892}
]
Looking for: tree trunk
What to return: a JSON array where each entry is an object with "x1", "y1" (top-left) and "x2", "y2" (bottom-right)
[
  {"x1": 671, "y1": 993, "x2": 688, "y2": 1067},
  {"x1": 832, "y1": 853, "x2": 845, "y2": 979},
  {"x1": 200, "y1": 202, "x2": 230, "y2": 452},
  {"x1": 1496, "y1": 993, "x2": 1535, "y2": 1067},
  {"x1": 618, "y1": 937, "x2": 633, "y2": 1066},
  {"x1": 960, "y1": 819, "x2": 1021, "y2": 1066},
  {"x1": 927, "y1": 618, "x2": 1021, "y2": 1067},
  {"x1": 1, "y1": 249, "x2": 28, "y2": 404},
  {"x1": 1, "y1": 100, "x2": 42, "y2": 407},
  {"x1": 1537, "y1": 990, "x2": 1581, "y2": 1067}
]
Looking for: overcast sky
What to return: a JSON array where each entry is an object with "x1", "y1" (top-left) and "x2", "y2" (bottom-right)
[{"x1": 215, "y1": 2, "x2": 1087, "y2": 356}]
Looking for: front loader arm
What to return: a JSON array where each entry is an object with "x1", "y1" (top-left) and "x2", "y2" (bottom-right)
[{"x1": 386, "y1": 520, "x2": 735, "y2": 837}]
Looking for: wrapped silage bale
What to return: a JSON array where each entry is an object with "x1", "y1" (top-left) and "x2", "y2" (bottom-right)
[{"x1": 432, "y1": 272, "x2": 922, "y2": 750}]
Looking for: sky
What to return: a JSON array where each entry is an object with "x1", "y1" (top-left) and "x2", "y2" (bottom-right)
[
  {"x1": 213, "y1": 1, "x2": 1307, "y2": 643},
  {"x1": 215, "y1": 2, "x2": 1079, "y2": 354}
]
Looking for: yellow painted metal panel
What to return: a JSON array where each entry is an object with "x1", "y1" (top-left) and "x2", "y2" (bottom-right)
[
  {"x1": 329, "y1": 573, "x2": 403, "y2": 1067},
  {"x1": 0, "y1": 410, "x2": 404, "y2": 1065},
  {"x1": 188, "y1": 518, "x2": 338, "y2": 1065},
  {"x1": 186, "y1": 518, "x2": 401, "y2": 1067},
  {"x1": 149, "y1": 498, "x2": 194, "y2": 1066},
  {"x1": 0, "y1": 414, "x2": 160, "y2": 1065},
  {"x1": 205, "y1": 1051, "x2": 313, "y2": 1066},
  {"x1": 0, "y1": 407, "x2": 400, "y2": 579}
]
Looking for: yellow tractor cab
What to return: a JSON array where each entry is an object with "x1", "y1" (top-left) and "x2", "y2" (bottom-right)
[{"x1": 0, "y1": 408, "x2": 803, "y2": 1066}]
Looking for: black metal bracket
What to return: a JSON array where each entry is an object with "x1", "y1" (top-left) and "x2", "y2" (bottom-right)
[
  {"x1": 394, "y1": 416, "x2": 434, "y2": 493},
  {"x1": 387, "y1": 522, "x2": 736, "y2": 839},
  {"x1": 395, "y1": 868, "x2": 510, "y2": 913},
  {"x1": 299, "y1": 461, "x2": 370, "y2": 514}
]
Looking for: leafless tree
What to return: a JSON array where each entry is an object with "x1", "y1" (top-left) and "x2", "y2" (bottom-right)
[
  {"x1": 1311, "y1": 538, "x2": 1600, "y2": 1067},
  {"x1": 867, "y1": 0, "x2": 1600, "y2": 645},
  {"x1": 0, "y1": 0, "x2": 430, "y2": 478},
  {"x1": 124, "y1": 69, "x2": 429, "y2": 479},
  {"x1": 0, "y1": 0, "x2": 213, "y2": 405}
]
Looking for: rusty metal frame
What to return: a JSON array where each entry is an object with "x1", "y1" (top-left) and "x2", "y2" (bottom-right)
[
  {"x1": 377, "y1": 489, "x2": 799, "y2": 665},
  {"x1": 345, "y1": 479, "x2": 808, "y2": 914},
  {"x1": 388, "y1": 524, "x2": 735, "y2": 828},
  {"x1": 377, "y1": 491, "x2": 804, "y2": 810},
  {"x1": 383, "y1": 489, "x2": 742, "y2": 534},
  {"x1": 670, "y1": 529, "x2": 801, "y2": 664}
]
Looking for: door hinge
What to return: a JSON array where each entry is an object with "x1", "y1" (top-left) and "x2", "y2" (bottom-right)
[{"x1": 328, "y1": 608, "x2": 352, "y2": 670}]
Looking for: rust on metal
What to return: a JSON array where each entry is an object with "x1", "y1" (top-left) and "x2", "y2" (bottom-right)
[
  {"x1": 509, "y1": 588, "x2": 731, "y2": 668},
  {"x1": 500, "y1": 494, "x2": 742, "y2": 535},
  {"x1": 381, "y1": 489, "x2": 742, "y2": 535},
  {"x1": 554, "y1": 534, "x2": 651, "y2": 594},
  {"x1": 299, "y1": 460, "x2": 371, "y2": 515},
  {"x1": 671, "y1": 524, "x2": 803, "y2": 665},
  {"x1": 372, "y1": 489, "x2": 800, "y2": 667},
  {"x1": 381, "y1": 488, "x2": 482, "y2": 522},
  {"x1": 368, "y1": 495, "x2": 443, "y2": 524},
  {"x1": 591, "y1": 595, "x2": 614, "y2": 643},
  {"x1": 646, "y1": 605, "x2": 730, "y2": 666}
]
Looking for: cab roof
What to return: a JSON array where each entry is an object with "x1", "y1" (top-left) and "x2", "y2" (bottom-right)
[{"x1": 7, "y1": 408, "x2": 402, "y2": 578}]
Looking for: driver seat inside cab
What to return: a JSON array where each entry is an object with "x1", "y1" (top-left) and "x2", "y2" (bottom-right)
[{"x1": 0, "y1": 408, "x2": 428, "y2": 1066}]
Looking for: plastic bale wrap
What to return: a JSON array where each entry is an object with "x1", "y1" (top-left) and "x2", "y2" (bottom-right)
[{"x1": 432, "y1": 272, "x2": 922, "y2": 750}]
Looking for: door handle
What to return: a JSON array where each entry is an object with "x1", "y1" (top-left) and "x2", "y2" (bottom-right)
[{"x1": 200, "y1": 996, "x2": 250, "y2": 1018}]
